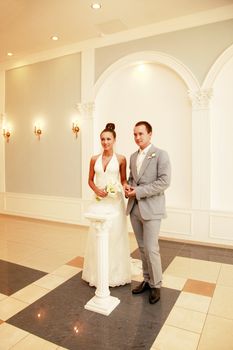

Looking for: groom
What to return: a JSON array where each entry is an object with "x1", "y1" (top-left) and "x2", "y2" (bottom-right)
[{"x1": 125, "y1": 121, "x2": 171, "y2": 304}]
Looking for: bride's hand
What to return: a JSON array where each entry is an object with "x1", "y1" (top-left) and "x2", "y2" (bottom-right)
[{"x1": 95, "y1": 187, "x2": 107, "y2": 198}]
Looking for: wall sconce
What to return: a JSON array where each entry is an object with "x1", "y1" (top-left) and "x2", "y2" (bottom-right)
[
  {"x1": 72, "y1": 122, "x2": 80, "y2": 138},
  {"x1": 34, "y1": 125, "x2": 42, "y2": 140},
  {"x1": 3, "y1": 128, "x2": 11, "y2": 142}
]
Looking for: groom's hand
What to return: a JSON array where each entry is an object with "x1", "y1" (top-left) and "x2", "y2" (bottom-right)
[
  {"x1": 124, "y1": 184, "x2": 131, "y2": 198},
  {"x1": 126, "y1": 187, "x2": 136, "y2": 198}
]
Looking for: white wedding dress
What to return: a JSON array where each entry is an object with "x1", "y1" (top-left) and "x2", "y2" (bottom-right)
[{"x1": 82, "y1": 153, "x2": 132, "y2": 287}]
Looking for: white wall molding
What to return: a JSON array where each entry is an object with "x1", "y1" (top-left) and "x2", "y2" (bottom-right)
[
  {"x1": 0, "y1": 192, "x2": 4, "y2": 212},
  {"x1": 2, "y1": 5, "x2": 233, "y2": 71},
  {"x1": 94, "y1": 51, "x2": 200, "y2": 96},
  {"x1": 161, "y1": 209, "x2": 193, "y2": 237},
  {"x1": 203, "y1": 43, "x2": 233, "y2": 89},
  {"x1": 1, "y1": 192, "x2": 92, "y2": 226},
  {"x1": 209, "y1": 212, "x2": 233, "y2": 242},
  {"x1": 1, "y1": 192, "x2": 233, "y2": 246}
]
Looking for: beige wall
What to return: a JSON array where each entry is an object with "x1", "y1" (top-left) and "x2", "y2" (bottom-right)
[
  {"x1": 95, "y1": 19, "x2": 233, "y2": 84},
  {"x1": 5, "y1": 53, "x2": 82, "y2": 197}
]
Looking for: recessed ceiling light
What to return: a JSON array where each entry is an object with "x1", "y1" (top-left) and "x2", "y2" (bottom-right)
[
  {"x1": 7, "y1": 52, "x2": 13, "y2": 56},
  {"x1": 91, "y1": 3, "x2": 101, "y2": 10},
  {"x1": 137, "y1": 63, "x2": 146, "y2": 72},
  {"x1": 50, "y1": 35, "x2": 59, "y2": 41}
]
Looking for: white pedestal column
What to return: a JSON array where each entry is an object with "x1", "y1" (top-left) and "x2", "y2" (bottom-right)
[{"x1": 84, "y1": 211, "x2": 120, "y2": 316}]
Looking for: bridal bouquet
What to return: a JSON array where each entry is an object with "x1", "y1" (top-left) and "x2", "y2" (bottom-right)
[
  {"x1": 96, "y1": 181, "x2": 121, "y2": 201},
  {"x1": 105, "y1": 182, "x2": 120, "y2": 198}
]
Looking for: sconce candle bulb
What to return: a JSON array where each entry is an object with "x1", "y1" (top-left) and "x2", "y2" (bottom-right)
[
  {"x1": 34, "y1": 125, "x2": 42, "y2": 140},
  {"x1": 72, "y1": 122, "x2": 80, "y2": 138},
  {"x1": 3, "y1": 128, "x2": 11, "y2": 142}
]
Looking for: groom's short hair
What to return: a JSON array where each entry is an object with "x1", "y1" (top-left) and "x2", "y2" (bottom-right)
[{"x1": 135, "y1": 121, "x2": 152, "y2": 134}]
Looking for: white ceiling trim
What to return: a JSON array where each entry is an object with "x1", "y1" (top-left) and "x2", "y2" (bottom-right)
[{"x1": 1, "y1": 4, "x2": 233, "y2": 71}]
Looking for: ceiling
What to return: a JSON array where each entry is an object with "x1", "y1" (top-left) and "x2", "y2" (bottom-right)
[{"x1": 0, "y1": 0, "x2": 232, "y2": 64}]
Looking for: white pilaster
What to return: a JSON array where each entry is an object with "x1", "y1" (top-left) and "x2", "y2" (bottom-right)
[
  {"x1": 0, "y1": 70, "x2": 5, "y2": 194},
  {"x1": 76, "y1": 102, "x2": 95, "y2": 199},
  {"x1": 84, "y1": 210, "x2": 120, "y2": 316},
  {"x1": 79, "y1": 48, "x2": 95, "y2": 199},
  {"x1": 189, "y1": 88, "x2": 213, "y2": 242},
  {"x1": 189, "y1": 88, "x2": 213, "y2": 210}
]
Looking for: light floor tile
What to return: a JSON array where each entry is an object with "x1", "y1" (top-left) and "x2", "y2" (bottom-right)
[
  {"x1": 0, "y1": 297, "x2": 28, "y2": 321},
  {"x1": 175, "y1": 292, "x2": 211, "y2": 313},
  {"x1": 197, "y1": 314, "x2": 233, "y2": 350},
  {"x1": 152, "y1": 325, "x2": 200, "y2": 350},
  {"x1": 51, "y1": 264, "x2": 81, "y2": 279},
  {"x1": 0, "y1": 293, "x2": 7, "y2": 301},
  {"x1": 33, "y1": 274, "x2": 67, "y2": 290},
  {"x1": 165, "y1": 306, "x2": 207, "y2": 334},
  {"x1": 164, "y1": 257, "x2": 221, "y2": 283},
  {"x1": 183, "y1": 279, "x2": 216, "y2": 297},
  {"x1": 217, "y1": 263, "x2": 233, "y2": 287},
  {"x1": 0, "y1": 323, "x2": 28, "y2": 350},
  {"x1": 11, "y1": 284, "x2": 49, "y2": 304},
  {"x1": 131, "y1": 258, "x2": 143, "y2": 276},
  {"x1": 132, "y1": 274, "x2": 143, "y2": 282},
  {"x1": 209, "y1": 285, "x2": 233, "y2": 320},
  {"x1": 162, "y1": 274, "x2": 187, "y2": 290},
  {"x1": 0, "y1": 241, "x2": 41, "y2": 265},
  {"x1": 20, "y1": 249, "x2": 75, "y2": 273},
  {"x1": 11, "y1": 333, "x2": 58, "y2": 349}
]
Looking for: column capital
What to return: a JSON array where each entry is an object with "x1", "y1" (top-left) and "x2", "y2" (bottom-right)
[
  {"x1": 188, "y1": 88, "x2": 213, "y2": 110},
  {"x1": 75, "y1": 102, "x2": 95, "y2": 119}
]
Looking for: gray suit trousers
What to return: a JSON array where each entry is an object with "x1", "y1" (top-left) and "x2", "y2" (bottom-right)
[{"x1": 130, "y1": 203, "x2": 162, "y2": 288}]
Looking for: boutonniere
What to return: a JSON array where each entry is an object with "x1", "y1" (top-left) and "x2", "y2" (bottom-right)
[{"x1": 147, "y1": 152, "x2": 156, "y2": 159}]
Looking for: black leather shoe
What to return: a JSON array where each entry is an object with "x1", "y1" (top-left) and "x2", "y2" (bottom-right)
[
  {"x1": 149, "y1": 288, "x2": 160, "y2": 304},
  {"x1": 132, "y1": 281, "x2": 150, "y2": 294}
]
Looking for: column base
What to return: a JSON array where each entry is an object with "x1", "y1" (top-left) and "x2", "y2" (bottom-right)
[{"x1": 84, "y1": 295, "x2": 120, "y2": 316}]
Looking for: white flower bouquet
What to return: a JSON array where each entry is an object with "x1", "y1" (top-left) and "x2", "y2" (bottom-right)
[
  {"x1": 96, "y1": 181, "x2": 121, "y2": 201},
  {"x1": 105, "y1": 182, "x2": 120, "y2": 198}
]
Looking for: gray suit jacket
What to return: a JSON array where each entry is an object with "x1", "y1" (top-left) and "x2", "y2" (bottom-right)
[{"x1": 126, "y1": 145, "x2": 171, "y2": 220}]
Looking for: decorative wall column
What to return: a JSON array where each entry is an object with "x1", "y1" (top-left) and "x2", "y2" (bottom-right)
[
  {"x1": 0, "y1": 70, "x2": 5, "y2": 194},
  {"x1": 189, "y1": 88, "x2": 213, "y2": 210},
  {"x1": 76, "y1": 102, "x2": 95, "y2": 199},
  {"x1": 189, "y1": 88, "x2": 213, "y2": 241},
  {"x1": 78, "y1": 48, "x2": 95, "y2": 199}
]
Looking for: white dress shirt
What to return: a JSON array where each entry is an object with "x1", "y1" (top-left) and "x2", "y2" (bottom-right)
[{"x1": 136, "y1": 144, "x2": 152, "y2": 174}]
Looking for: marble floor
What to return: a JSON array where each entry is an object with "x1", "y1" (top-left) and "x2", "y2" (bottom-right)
[{"x1": 0, "y1": 214, "x2": 233, "y2": 350}]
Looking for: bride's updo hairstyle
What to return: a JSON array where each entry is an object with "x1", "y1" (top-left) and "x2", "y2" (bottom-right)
[{"x1": 100, "y1": 123, "x2": 116, "y2": 139}]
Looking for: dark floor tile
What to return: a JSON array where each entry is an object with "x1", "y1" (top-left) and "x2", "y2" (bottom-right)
[
  {"x1": 224, "y1": 248, "x2": 233, "y2": 257},
  {"x1": 178, "y1": 244, "x2": 227, "y2": 261},
  {"x1": 161, "y1": 255, "x2": 175, "y2": 271},
  {"x1": 0, "y1": 259, "x2": 47, "y2": 295},
  {"x1": 159, "y1": 239, "x2": 185, "y2": 252},
  {"x1": 132, "y1": 241, "x2": 233, "y2": 273},
  {"x1": 8, "y1": 272, "x2": 179, "y2": 350},
  {"x1": 131, "y1": 248, "x2": 175, "y2": 272}
]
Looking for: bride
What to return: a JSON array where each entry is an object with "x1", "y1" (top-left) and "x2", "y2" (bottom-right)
[{"x1": 82, "y1": 123, "x2": 131, "y2": 287}]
